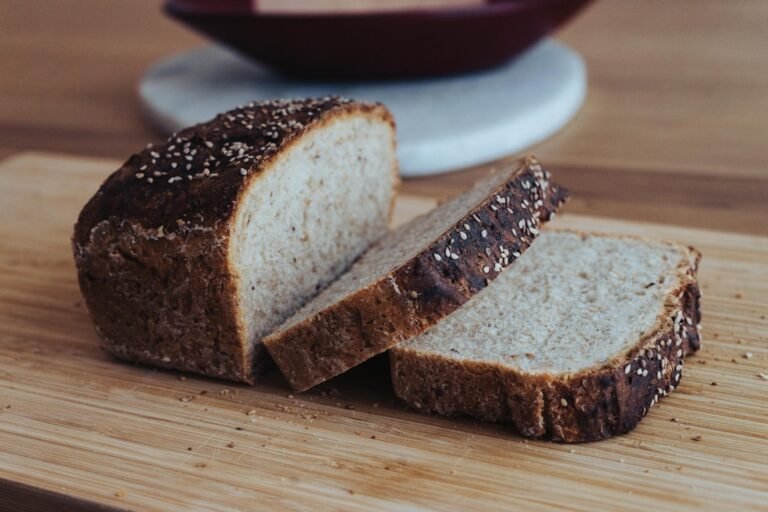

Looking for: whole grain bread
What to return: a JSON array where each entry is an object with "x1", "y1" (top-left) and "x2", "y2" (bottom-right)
[
  {"x1": 73, "y1": 97, "x2": 398, "y2": 382},
  {"x1": 264, "y1": 157, "x2": 567, "y2": 391},
  {"x1": 390, "y1": 231, "x2": 702, "y2": 443}
]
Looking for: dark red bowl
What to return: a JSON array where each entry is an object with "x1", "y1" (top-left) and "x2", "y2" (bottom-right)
[{"x1": 165, "y1": 0, "x2": 593, "y2": 80}]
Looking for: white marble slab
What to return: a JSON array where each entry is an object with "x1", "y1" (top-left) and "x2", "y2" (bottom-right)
[{"x1": 139, "y1": 39, "x2": 586, "y2": 177}]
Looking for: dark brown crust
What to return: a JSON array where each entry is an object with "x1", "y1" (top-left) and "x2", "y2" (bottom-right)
[
  {"x1": 264, "y1": 157, "x2": 568, "y2": 391},
  {"x1": 72, "y1": 98, "x2": 396, "y2": 383},
  {"x1": 390, "y1": 240, "x2": 702, "y2": 443}
]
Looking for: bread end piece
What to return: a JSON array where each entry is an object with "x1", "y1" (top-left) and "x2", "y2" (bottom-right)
[
  {"x1": 74, "y1": 98, "x2": 397, "y2": 382},
  {"x1": 391, "y1": 238, "x2": 702, "y2": 443}
]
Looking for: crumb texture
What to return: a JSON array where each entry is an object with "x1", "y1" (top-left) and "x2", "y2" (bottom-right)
[{"x1": 398, "y1": 232, "x2": 687, "y2": 372}]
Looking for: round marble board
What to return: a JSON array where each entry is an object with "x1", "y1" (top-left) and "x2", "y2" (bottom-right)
[{"x1": 139, "y1": 39, "x2": 586, "y2": 177}]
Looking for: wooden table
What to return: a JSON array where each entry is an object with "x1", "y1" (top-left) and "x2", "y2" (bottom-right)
[
  {"x1": 1, "y1": 1, "x2": 767, "y2": 510},
  {"x1": 2, "y1": 0, "x2": 767, "y2": 235}
]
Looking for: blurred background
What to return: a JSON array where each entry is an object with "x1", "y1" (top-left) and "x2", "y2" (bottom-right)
[{"x1": 1, "y1": 0, "x2": 766, "y2": 233}]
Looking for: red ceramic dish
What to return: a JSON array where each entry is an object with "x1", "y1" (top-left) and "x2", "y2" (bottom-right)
[{"x1": 165, "y1": 0, "x2": 593, "y2": 80}]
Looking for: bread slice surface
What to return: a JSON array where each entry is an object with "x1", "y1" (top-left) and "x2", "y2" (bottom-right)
[
  {"x1": 73, "y1": 97, "x2": 397, "y2": 382},
  {"x1": 264, "y1": 157, "x2": 567, "y2": 391},
  {"x1": 390, "y1": 231, "x2": 702, "y2": 442}
]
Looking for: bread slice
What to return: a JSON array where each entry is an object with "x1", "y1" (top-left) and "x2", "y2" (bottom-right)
[
  {"x1": 264, "y1": 157, "x2": 567, "y2": 391},
  {"x1": 390, "y1": 231, "x2": 702, "y2": 442},
  {"x1": 73, "y1": 97, "x2": 398, "y2": 382}
]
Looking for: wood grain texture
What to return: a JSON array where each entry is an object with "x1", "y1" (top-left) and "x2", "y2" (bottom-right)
[
  {"x1": 1, "y1": 1, "x2": 767, "y2": 234},
  {"x1": 0, "y1": 153, "x2": 766, "y2": 511}
]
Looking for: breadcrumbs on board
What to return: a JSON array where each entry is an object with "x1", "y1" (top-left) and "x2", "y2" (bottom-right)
[
  {"x1": 194, "y1": 462, "x2": 207, "y2": 468},
  {"x1": 758, "y1": 373, "x2": 768, "y2": 381},
  {"x1": 744, "y1": 352, "x2": 753, "y2": 359},
  {"x1": 178, "y1": 376, "x2": 186, "y2": 381},
  {"x1": 734, "y1": 293, "x2": 742, "y2": 299},
  {"x1": 179, "y1": 395, "x2": 196, "y2": 402},
  {"x1": 114, "y1": 489, "x2": 125, "y2": 498},
  {"x1": 711, "y1": 382, "x2": 718, "y2": 386},
  {"x1": 246, "y1": 409, "x2": 257, "y2": 416},
  {"x1": 691, "y1": 435, "x2": 703, "y2": 442},
  {"x1": 227, "y1": 441, "x2": 235, "y2": 448}
]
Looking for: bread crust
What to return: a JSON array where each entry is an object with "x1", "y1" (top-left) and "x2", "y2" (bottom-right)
[
  {"x1": 390, "y1": 234, "x2": 702, "y2": 443},
  {"x1": 264, "y1": 157, "x2": 568, "y2": 391},
  {"x1": 73, "y1": 98, "x2": 396, "y2": 382}
]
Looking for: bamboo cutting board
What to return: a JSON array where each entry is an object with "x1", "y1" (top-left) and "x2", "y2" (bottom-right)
[{"x1": 0, "y1": 153, "x2": 766, "y2": 512}]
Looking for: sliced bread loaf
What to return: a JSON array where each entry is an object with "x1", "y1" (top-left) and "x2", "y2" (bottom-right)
[
  {"x1": 264, "y1": 157, "x2": 567, "y2": 391},
  {"x1": 390, "y1": 231, "x2": 702, "y2": 442},
  {"x1": 73, "y1": 97, "x2": 398, "y2": 382}
]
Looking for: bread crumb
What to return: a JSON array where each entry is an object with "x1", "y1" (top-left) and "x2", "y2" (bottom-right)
[
  {"x1": 246, "y1": 409, "x2": 257, "y2": 416},
  {"x1": 178, "y1": 376, "x2": 187, "y2": 381},
  {"x1": 734, "y1": 293, "x2": 742, "y2": 299},
  {"x1": 710, "y1": 382, "x2": 718, "y2": 386},
  {"x1": 745, "y1": 352, "x2": 753, "y2": 359},
  {"x1": 370, "y1": 435, "x2": 376, "y2": 439},
  {"x1": 235, "y1": 427, "x2": 244, "y2": 431},
  {"x1": 178, "y1": 395, "x2": 196, "y2": 402},
  {"x1": 345, "y1": 404, "x2": 356, "y2": 410},
  {"x1": 691, "y1": 435, "x2": 703, "y2": 442},
  {"x1": 372, "y1": 402, "x2": 379, "y2": 408},
  {"x1": 187, "y1": 447, "x2": 193, "y2": 451},
  {"x1": 219, "y1": 388, "x2": 235, "y2": 397},
  {"x1": 194, "y1": 462, "x2": 207, "y2": 468},
  {"x1": 348, "y1": 490, "x2": 355, "y2": 495},
  {"x1": 287, "y1": 394, "x2": 294, "y2": 399},
  {"x1": 670, "y1": 417, "x2": 678, "y2": 422},
  {"x1": 569, "y1": 449, "x2": 576, "y2": 454},
  {"x1": 227, "y1": 441, "x2": 235, "y2": 448},
  {"x1": 758, "y1": 373, "x2": 768, "y2": 381},
  {"x1": 736, "y1": 338, "x2": 743, "y2": 344},
  {"x1": 114, "y1": 489, "x2": 125, "y2": 498},
  {"x1": 619, "y1": 458, "x2": 625, "y2": 463}
]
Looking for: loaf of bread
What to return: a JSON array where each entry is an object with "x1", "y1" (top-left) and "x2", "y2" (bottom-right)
[
  {"x1": 73, "y1": 97, "x2": 398, "y2": 382},
  {"x1": 390, "y1": 231, "x2": 702, "y2": 442},
  {"x1": 264, "y1": 157, "x2": 567, "y2": 391}
]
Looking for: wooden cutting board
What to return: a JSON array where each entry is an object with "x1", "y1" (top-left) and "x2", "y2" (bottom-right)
[{"x1": 0, "y1": 153, "x2": 766, "y2": 512}]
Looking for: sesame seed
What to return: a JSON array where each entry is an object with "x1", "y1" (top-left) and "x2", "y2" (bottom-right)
[
  {"x1": 135, "y1": 173, "x2": 144, "y2": 179},
  {"x1": 240, "y1": 168, "x2": 248, "y2": 176},
  {"x1": 482, "y1": 266, "x2": 490, "y2": 274},
  {"x1": 459, "y1": 231, "x2": 467, "y2": 240},
  {"x1": 481, "y1": 230, "x2": 487, "y2": 238},
  {"x1": 463, "y1": 223, "x2": 471, "y2": 231},
  {"x1": 560, "y1": 398, "x2": 568, "y2": 407},
  {"x1": 147, "y1": 177, "x2": 154, "y2": 183},
  {"x1": 445, "y1": 247, "x2": 451, "y2": 257},
  {"x1": 676, "y1": 349, "x2": 683, "y2": 358},
  {"x1": 625, "y1": 364, "x2": 631, "y2": 374},
  {"x1": 450, "y1": 253, "x2": 459, "y2": 260},
  {"x1": 434, "y1": 253, "x2": 442, "y2": 261},
  {"x1": 642, "y1": 369, "x2": 649, "y2": 377},
  {"x1": 636, "y1": 368, "x2": 643, "y2": 375}
]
